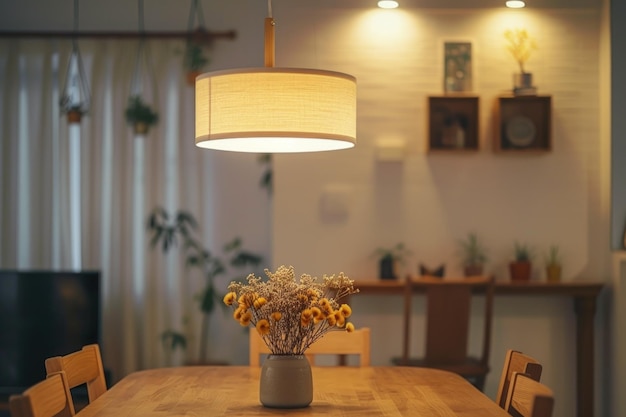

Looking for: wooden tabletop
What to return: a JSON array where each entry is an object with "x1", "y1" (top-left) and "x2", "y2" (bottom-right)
[{"x1": 75, "y1": 366, "x2": 509, "y2": 416}]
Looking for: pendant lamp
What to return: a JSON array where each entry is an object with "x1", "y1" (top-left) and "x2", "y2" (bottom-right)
[{"x1": 195, "y1": 1, "x2": 357, "y2": 153}]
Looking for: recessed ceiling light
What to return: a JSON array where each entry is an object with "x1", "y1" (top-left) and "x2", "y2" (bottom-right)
[
  {"x1": 378, "y1": 1, "x2": 399, "y2": 9},
  {"x1": 506, "y1": 0, "x2": 526, "y2": 8}
]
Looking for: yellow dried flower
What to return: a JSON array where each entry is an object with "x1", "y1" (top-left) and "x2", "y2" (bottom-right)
[
  {"x1": 253, "y1": 297, "x2": 267, "y2": 310},
  {"x1": 225, "y1": 265, "x2": 359, "y2": 355},
  {"x1": 233, "y1": 306, "x2": 245, "y2": 320},
  {"x1": 339, "y1": 304, "x2": 352, "y2": 318},
  {"x1": 256, "y1": 319, "x2": 270, "y2": 335},
  {"x1": 333, "y1": 311, "x2": 345, "y2": 327},
  {"x1": 223, "y1": 292, "x2": 236, "y2": 306},
  {"x1": 240, "y1": 311, "x2": 252, "y2": 326},
  {"x1": 346, "y1": 322, "x2": 355, "y2": 333}
]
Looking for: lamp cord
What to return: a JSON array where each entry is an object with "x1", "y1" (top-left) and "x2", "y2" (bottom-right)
[{"x1": 268, "y1": 0, "x2": 273, "y2": 18}]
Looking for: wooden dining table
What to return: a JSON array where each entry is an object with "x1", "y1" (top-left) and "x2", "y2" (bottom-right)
[{"x1": 74, "y1": 366, "x2": 510, "y2": 416}]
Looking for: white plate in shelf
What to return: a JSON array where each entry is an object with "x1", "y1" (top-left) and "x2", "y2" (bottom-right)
[{"x1": 505, "y1": 116, "x2": 536, "y2": 147}]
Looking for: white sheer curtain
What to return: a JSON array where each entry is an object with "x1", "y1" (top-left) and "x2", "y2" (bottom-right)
[{"x1": 0, "y1": 38, "x2": 271, "y2": 382}]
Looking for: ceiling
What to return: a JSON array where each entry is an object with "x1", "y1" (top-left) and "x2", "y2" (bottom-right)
[{"x1": 0, "y1": 0, "x2": 604, "y2": 33}]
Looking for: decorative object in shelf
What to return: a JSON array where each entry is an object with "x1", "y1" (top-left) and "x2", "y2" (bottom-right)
[
  {"x1": 504, "y1": 28, "x2": 538, "y2": 96},
  {"x1": 372, "y1": 243, "x2": 412, "y2": 280},
  {"x1": 223, "y1": 265, "x2": 359, "y2": 408},
  {"x1": 444, "y1": 41, "x2": 472, "y2": 93},
  {"x1": 494, "y1": 95, "x2": 551, "y2": 153},
  {"x1": 458, "y1": 232, "x2": 488, "y2": 276},
  {"x1": 428, "y1": 96, "x2": 479, "y2": 151},
  {"x1": 544, "y1": 245, "x2": 562, "y2": 282},
  {"x1": 509, "y1": 241, "x2": 533, "y2": 281}
]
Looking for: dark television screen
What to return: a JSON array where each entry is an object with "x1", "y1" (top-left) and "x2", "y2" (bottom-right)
[{"x1": 0, "y1": 270, "x2": 100, "y2": 395}]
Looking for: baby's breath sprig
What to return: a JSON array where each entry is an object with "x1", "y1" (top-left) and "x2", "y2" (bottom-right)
[{"x1": 224, "y1": 265, "x2": 359, "y2": 355}]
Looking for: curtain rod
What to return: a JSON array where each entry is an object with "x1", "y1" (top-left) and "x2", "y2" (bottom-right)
[{"x1": 0, "y1": 29, "x2": 236, "y2": 40}]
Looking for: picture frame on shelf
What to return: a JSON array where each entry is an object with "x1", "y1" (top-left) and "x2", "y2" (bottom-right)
[
  {"x1": 444, "y1": 41, "x2": 473, "y2": 93},
  {"x1": 494, "y1": 95, "x2": 552, "y2": 153},
  {"x1": 427, "y1": 95, "x2": 479, "y2": 152}
]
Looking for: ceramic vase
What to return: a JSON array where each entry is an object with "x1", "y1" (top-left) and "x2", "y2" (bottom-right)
[{"x1": 260, "y1": 355, "x2": 312, "y2": 408}]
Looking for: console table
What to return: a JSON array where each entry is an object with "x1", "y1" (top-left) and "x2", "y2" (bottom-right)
[{"x1": 353, "y1": 279, "x2": 604, "y2": 417}]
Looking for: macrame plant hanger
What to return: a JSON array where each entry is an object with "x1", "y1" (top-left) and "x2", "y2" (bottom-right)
[
  {"x1": 184, "y1": 0, "x2": 211, "y2": 85},
  {"x1": 127, "y1": 0, "x2": 159, "y2": 135},
  {"x1": 60, "y1": 0, "x2": 91, "y2": 272},
  {"x1": 60, "y1": 0, "x2": 91, "y2": 124}
]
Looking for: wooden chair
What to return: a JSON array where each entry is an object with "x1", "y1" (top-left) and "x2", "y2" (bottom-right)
[
  {"x1": 9, "y1": 371, "x2": 76, "y2": 417},
  {"x1": 249, "y1": 327, "x2": 371, "y2": 366},
  {"x1": 496, "y1": 349, "x2": 543, "y2": 408},
  {"x1": 504, "y1": 371, "x2": 554, "y2": 417},
  {"x1": 393, "y1": 275, "x2": 494, "y2": 391},
  {"x1": 44, "y1": 344, "x2": 107, "y2": 406}
]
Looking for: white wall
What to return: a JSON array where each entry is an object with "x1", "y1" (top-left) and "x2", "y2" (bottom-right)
[{"x1": 271, "y1": 4, "x2": 610, "y2": 417}]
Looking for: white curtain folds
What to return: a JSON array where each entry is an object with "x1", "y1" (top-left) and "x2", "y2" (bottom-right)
[{"x1": 0, "y1": 38, "x2": 271, "y2": 382}]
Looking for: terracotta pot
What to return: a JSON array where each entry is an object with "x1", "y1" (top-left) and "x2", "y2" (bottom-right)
[
  {"x1": 133, "y1": 122, "x2": 149, "y2": 135},
  {"x1": 463, "y1": 264, "x2": 484, "y2": 277},
  {"x1": 186, "y1": 71, "x2": 201, "y2": 86},
  {"x1": 67, "y1": 110, "x2": 82, "y2": 124},
  {"x1": 509, "y1": 261, "x2": 532, "y2": 281},
  {"x1": 546, "y1": 265, "x2": 562, "y2": 282}
]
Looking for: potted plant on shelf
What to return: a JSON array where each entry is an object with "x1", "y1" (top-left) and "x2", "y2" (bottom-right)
[
  {"x1": 125, "y1": 95, "x2": 159, "y2": 135},
  {"x1": 504, "y1": 28, "x2": 537, "y2": 93},
  {"x1": 509, "y1": 241, "x2": 533, "y2": 281},
  {"x1": 545, "y1": 245, "x2": 562, "y2": 282},
  {"x1": 147, "y1": 207, "x2": 263, "y2": 364},
  {"x1": 458, "y1": 232, "x2": 488, "y2": 277},
  {"x1": 371, "y1": 243, "x2": 412, "y2": 280}
]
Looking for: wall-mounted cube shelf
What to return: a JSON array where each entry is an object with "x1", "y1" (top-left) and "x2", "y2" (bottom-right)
[
  {"x1": 427, "y1": 95, "x2": 479, "y2": 152},
  {"x1": 494, "y1": 95, "x2": 552, "y2": 153}
]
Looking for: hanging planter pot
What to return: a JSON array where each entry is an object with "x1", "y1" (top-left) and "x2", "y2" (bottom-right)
[{"x1": 125, "y1": 95, "x2": 158, "y2": 134}]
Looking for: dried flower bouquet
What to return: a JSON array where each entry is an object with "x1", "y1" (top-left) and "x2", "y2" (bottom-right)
[
  {"x1": 504, "y1": 28, "x2": 537, "y2": 74},
  {"x1": 224, "y1": 265, "x2": 359, "y2": 355}
]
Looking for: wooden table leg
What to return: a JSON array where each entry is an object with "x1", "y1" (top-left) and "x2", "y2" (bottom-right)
[{"x1": 574, "y1": 295, "x2": 597, "y2": 417}]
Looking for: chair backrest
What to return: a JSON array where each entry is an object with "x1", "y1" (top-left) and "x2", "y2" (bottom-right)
[
  {"x1": 496, "y1": 349, "x2": 543, "y2": 408},
  {"x1": 249, "y1": 327, "x2": 371, "y2": 367},
  {"x1": 402, "y1": 275, "x2": 494, "y2": 366},
  {"x1": 9, "y1": 371, "x2": 76, "y2": 417},
  {"x1": 44, "y1": 344, "x2": 107, "y2": 404},
  {"x1": 504, "y1": 372, "x2": 554, "y2": 417}
]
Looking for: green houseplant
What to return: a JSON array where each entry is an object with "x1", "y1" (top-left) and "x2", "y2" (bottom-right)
[
  {"x1": 147, "y1": 207, "x2": 263, "y2": 364},
  {"x1": 125, "y1": 95, "x2": 159, "y2": 134},
  {"x1": 544, "y1": 245, "x2": 562, "y2": 282},
  {"x1": 509, "y1": 241, "x2": 533, "y2": 281},
  {"x1": 372, "y1": 243, "x2": 412, "y2": 280},
  {"x1": 458, "y1": 232, "x2": 488, "y2": 276},
  {"x1": 183, "y1": 41, "x2": 210, "y2": 86}
]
